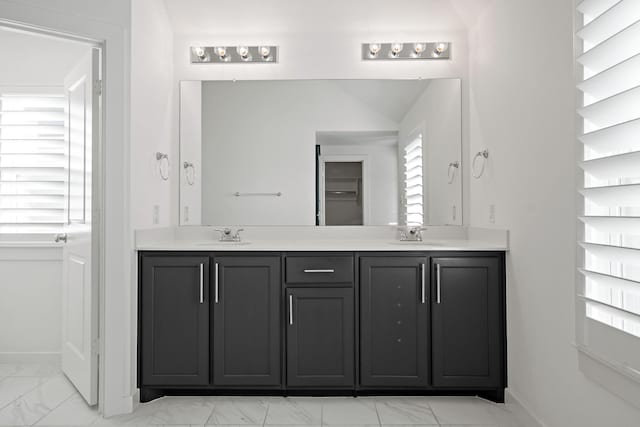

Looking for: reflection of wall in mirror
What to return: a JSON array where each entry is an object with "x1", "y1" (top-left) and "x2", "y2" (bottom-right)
[
  {"x1": 179, "y1": 81, "x2": 202, "y2": 225},
  {"x1": 199, "y1": 81, "x2": 399, "y2": 225},
  {"x1": 398, "y1": 79, "x2": 462, "y2": 225}
]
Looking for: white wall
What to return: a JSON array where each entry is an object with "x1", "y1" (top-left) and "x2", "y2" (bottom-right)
[
  {"x1": 399, "y1": 79, "x2": 462, "y2": 225},
  {"x1": 0, "y1": 248, "x2": 62, "y2": 359},
  {"x1": 321, "y1": 143, "x2": 399, "y2": 225},
  {"x1": 467, "y1": 0, "x2": 640, "y2": 425},
  {"x1": 130, "y1": 0, "x2": 175, "y2": 229},
  {"x1": 200, "y1": 80, "x2": 399, "y2": 225}
]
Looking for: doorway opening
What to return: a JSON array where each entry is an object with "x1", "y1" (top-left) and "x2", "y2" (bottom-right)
[
  {"x1": 0, "y1": 24, "x2": 103, "y2": 412},
  {"x1": 323, "y1": 161, "x2": 363, "y2": 226}
]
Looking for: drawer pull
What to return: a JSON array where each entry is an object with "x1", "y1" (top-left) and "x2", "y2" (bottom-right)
[{"x1": 303, "y1": 269, "x2": 335, "y2": 273}]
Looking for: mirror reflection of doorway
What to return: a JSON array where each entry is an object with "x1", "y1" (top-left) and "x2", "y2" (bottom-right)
[{"x1": 323, "y1": 161, "x2": 363, "y2": 225}]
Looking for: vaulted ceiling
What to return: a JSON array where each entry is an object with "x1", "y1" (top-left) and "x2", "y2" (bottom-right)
[{"x1": 163, "y1": 0, "x2": 493, "y2": 34}]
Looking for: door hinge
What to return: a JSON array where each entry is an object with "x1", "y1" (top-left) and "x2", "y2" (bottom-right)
[
  {"x1": 91, "y1": 339, "x2": 100, "y2": 355},
  {"x1": 95, "y1": 79, "x2": 103, "y2": 96}
]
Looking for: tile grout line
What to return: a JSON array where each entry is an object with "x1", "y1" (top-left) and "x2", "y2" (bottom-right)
[
  {"x1": 262, "y1": 399, "x2": 269, "y2": 426},
  {"x1": 29, "y1": 391, "x2": 76, "y2": 426},
  {"x1": 373, "y1": 399, "x2": 383, "y2": 427},
  {"x1": 0, "y1": 375, "x2": 49, "y2": 413}
]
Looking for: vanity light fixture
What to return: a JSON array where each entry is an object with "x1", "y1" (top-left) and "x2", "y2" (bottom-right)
[
  {"x1": 193, "y1": 46, "x2": 206, "y2": 60},
  {"x1": 214, "y1": 46, "x2": 228, "y2": 60},
  {"x1": 362, "y1": 42, "x2": 451, "y2": 60},
  {"x1": 236, "y1": 46, "x2": 250, "y2": 60},
  {"x1": 390, "y1": 42, "x2": 404, "y2": 58},
  {"x1": 190, "y1": 45, "x2": 278, "y2": 63},
  {"x1": 368, "y1": 43, "x2": 382, "y2": 57}
]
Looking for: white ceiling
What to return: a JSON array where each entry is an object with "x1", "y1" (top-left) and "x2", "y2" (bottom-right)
[{"x1": 164, "y1": 0, "x2": 493, "y2": 34}]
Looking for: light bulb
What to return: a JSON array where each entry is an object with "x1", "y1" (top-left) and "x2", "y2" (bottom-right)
[
  {"x1": 236, "y1": 46, "x2": 249, "y2": 59},
  {"x1": 193, "y1": 47, "x2": 206, "y2": 59},
  {"x1": 434, "y1": 42, "x2": 449, "y2": 54},
  {"x1": 390, "y1": 43, "x2": 404, "y2": 57},
  {"x1": 368, "y1": 43, "x2": 381, "y2": 56},
  {"x1": 215, "y1": 46, "x2": 227, "y2": 59},
  {"x1": 259, "y1": 46, "x2": 271, "y2": 59},
  {"x1": 413, "y1": 43, "x2": 425, "y2": 55}
]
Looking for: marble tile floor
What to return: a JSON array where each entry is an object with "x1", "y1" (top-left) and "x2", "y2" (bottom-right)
[{"x1": 0, "y1": 364, "x2": 529, "y2": 427}]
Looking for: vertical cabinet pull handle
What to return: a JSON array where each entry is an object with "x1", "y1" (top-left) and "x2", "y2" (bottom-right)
[
  {"x1": 421, "y1": 263, "x2": 426, "y2": 304},
  {"x1": 289, "y1": 294, "x2": 294, "y2": 325},
  {"x1": 436, "y1": 263, "x2": 441, "y2": 304},
  {"x1": 199, "y1": 263, "x2": 204, "y2": 304},
  {"x1": 215, "y1": 262, "x2": 219, "y2": 303}
]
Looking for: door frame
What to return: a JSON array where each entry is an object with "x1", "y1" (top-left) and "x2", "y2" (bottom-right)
[
  {"x1": 318, "y1": 154, "x2": 370, "y2": 226},
  {"x1": 0, "y1": 15, "x2": 108, "y2": 414}
]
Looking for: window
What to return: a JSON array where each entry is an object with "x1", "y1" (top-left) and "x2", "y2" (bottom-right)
[
  {"x1": 404, "y1": 135, "x2": 423, "y2": 225},
  {"x1": 576, "y1": 0, "x2": 640, "y2": 382},
  {"x1": 0, "y1": 88, "x2": 67, "y2": 234}
]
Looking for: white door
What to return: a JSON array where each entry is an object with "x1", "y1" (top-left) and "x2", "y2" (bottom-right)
[{"x1": 61, "y1": 48, "x2": 100, "y2": 406}]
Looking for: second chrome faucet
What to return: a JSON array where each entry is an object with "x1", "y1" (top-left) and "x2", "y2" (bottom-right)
[{"x1": 214, "y1": 227, "x2": 244, "y2": 242}]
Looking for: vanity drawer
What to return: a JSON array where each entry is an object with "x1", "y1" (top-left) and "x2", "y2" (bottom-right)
[{"x1": 286, "y1": 256, "x2": 354, "y2": 284}]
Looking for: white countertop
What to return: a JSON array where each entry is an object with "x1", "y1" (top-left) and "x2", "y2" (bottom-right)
[{"x1": 136, "y1": 238, "x2": 507, "y2": 252}]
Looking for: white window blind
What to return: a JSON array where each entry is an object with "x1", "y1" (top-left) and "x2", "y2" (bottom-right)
[
  {"x1": 0, "y1": 88, "x2": 67, "y2": 233},
  {"x1": 404, "y1": 135, "x2": 423, "y2": 226},
  {"x1": 576, "y1": 0, "x2": 640, "y2": 379}
]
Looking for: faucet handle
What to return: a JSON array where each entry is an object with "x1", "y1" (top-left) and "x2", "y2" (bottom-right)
[{"x1": 233, "y1": 228, "x2": 244, "y2": 241}]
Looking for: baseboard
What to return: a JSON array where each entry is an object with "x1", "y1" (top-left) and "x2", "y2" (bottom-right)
[
  {"x1": 0, "y1": 352, "x2": 60, "y2": 365},
  {"x1": 505, "y1": 389, "x2": 548, "y2": 427}
]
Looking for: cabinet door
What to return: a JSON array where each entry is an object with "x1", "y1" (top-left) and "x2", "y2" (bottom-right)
[
  {"x1": 287, "y1": 287, "x2": 354, "y2": 387},
  {"x1": 140, "y1": 256, "x2": 209, "y2": 386},
  {"x1": 213, "y1": 257, "x2": 281, "y2": 386},
  {"x1": 360, "y1": 257, "x2": 429, "y2": 387},
  {"x1": 431, "y1": 256, "x2": 503, "y2": 387}
]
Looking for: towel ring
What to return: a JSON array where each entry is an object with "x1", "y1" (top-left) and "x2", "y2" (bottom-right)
[
  {"x1": 156, "y1": 152, "x2": 170, "y2": 181},
  {"x1": 472, "y1": 149, "x2": 489, "y2": 179},
  {"x1": 447, "y1": 161, "x2": 460, "y2": 184},
  {"x1": 183, "y1": 161, "x2": 195, "y2": 186}
]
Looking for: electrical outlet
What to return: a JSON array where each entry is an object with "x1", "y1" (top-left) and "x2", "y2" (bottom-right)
[
  {"x1": 183, "y1": 206, "x2": 189, "y2": 223},
  {"x1": 153, "y1": 205, "x2": 160, "y2": 225},
  {"x1": 489, "y1": 204, "x2": 496, "y2": 224},
  {"x1": 452, "y1": 205, "x2": 456, "y2": 221}
]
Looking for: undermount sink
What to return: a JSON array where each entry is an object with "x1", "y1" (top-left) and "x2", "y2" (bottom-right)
[
  {"x1": 192, "y1": 241, "x2": 252, "y2": 246},
  {"x1": 389, "y1": 240, "x2": 449, "y2": 246}
]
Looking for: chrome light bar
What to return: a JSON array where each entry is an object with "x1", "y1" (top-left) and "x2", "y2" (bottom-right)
[
  {"x1": 190, "y1": 45, "x2": 278, "y2": 64},
  {"x1": 362, "y1": 42, "x2": 451, "y2": 60}
]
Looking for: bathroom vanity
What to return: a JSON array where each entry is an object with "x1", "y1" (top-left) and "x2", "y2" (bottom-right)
[
  {"x1": 137, "y1": 77, "x2": 506, "y2": 403},
  {"x1": 136, "y1": 238, "x2": 507, "y2": 403}
]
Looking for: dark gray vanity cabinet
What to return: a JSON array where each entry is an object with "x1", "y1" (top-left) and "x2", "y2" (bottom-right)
[
  {"x1": 139, "y1": 255, "x2": 210, "y2": 387},
  {"x1": 360, "y1": 256, "x2": 429, "y2": 387},
  {"x1": 286, "y1": 287, "x2": 354, "y2": 387},
  {"x1": 284, "y1": 254, "x2": 355, "y2": 388},
  {"x1": 431, "y1": 256, "x2": 505, "y2": 389},
  {"x1": 212, "y1": 256, "x2": 281, "y2": 387},
  {"x1": 138, "y1": 250, "x2": 506, "y2": 402}
]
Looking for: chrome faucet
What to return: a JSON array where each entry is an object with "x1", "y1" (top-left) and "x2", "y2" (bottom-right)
[
  {"x1": 214, "y1": 227, "x2": 244, "y2": 242},
  {"x1": 399, "y1": 226, "x2": 427, "y2": 241}
]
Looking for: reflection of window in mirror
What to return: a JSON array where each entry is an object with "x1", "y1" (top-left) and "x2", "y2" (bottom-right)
[{"x1": 404, "y1": 135, "x2": 423, "y2": 226}]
